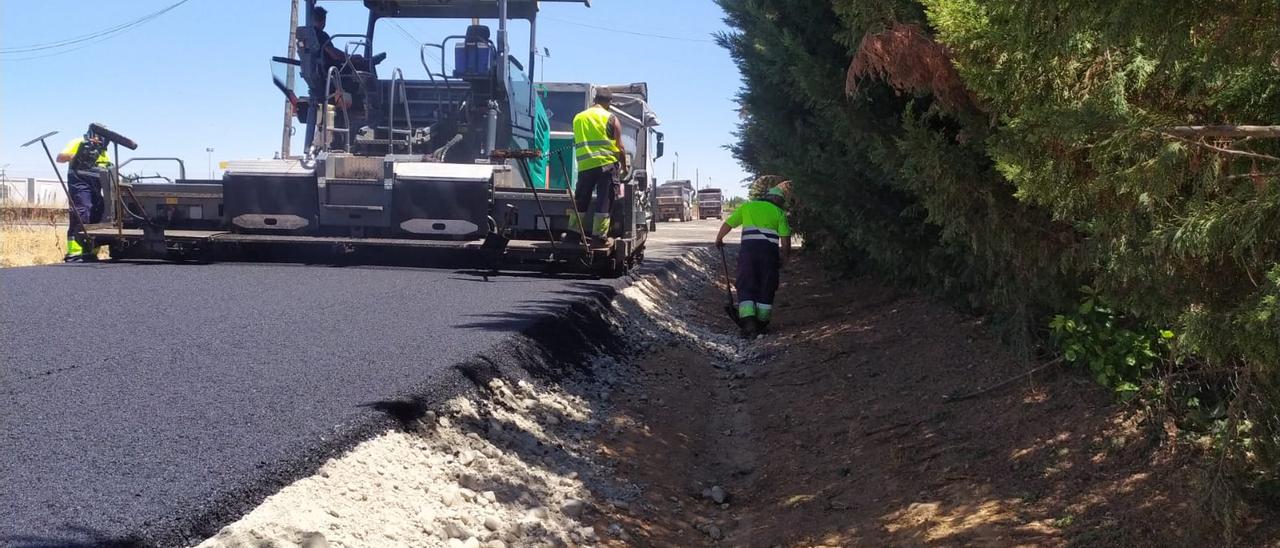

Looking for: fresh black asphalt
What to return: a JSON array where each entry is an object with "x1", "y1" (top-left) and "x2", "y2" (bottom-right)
[{"x1": 0, "y1": 223, "x2": 715, "y2": 547}]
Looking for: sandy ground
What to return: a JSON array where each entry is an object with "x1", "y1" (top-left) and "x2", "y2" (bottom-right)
[
  {"x1": 199, "y1": 377, "x2": 620, "y2": 548},
  {"x1": 1, "y1": 217, "x2": 113, "y2": 266},
  {"x1": 196, "y1": 248, "x2": 1275, "y2": 547},
  {"x1": 1, "y1": 224, "x2": 67, "y2": 267},
  {"x1": 196, "y1": 252, "x2": 725, "y2": 548}
]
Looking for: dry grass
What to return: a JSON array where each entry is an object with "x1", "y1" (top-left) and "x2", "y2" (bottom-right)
[
  {"x1": 1, "y1": 206, "x2": 112, "y2": 267},
  {"x1": 0, "y1": 224, "x2": 68, "y2": 267}
]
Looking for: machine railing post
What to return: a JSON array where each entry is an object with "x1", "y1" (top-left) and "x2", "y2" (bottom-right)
[
  {"x1": 388, "y1": 68, "x2": 413, "y2": 155},
  {"x1": 497, "y1": 0, "x2": 508, "y2": 84}
]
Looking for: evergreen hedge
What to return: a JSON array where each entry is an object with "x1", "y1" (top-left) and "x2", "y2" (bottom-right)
[{"x1": 717, "y1": 0, "x2": 1280, "y2": 520}]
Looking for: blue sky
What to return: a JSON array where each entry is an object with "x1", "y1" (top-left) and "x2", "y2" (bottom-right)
[{"x1": 0, "y1": 0, "x2": 750, "y2": 197}]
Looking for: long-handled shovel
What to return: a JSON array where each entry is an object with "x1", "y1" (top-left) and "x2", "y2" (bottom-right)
[
  {"x1": 21, "y1": 131, "x2": 91, "y2": 245},
  {"x1": 718, "y1": 245, "x2": 740, "y2": 325}
]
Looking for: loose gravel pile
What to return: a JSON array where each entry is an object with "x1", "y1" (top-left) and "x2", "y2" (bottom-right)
[{"x1": 198, "y1": 249, "x2": 730, "y2": 548}]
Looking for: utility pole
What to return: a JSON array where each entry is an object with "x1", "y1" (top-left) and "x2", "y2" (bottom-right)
[
  {"x1": 206, "y1": 148, "x2": 215, "y2": 179},
  {"x1": 536, "y1": 47, "x2": 549, "y2": 81},
  {"x1": 695, "y1": 168, "x2": 700, "y2": 192},
  {"x1": 674, "y1": 151, "x2": 679, "y2": 180},
  {"x1": 280, "y1": 0, "x2": 300, "y2": 159}
]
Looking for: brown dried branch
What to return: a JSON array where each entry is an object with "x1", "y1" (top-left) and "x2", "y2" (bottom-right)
[
  {"x1": 847, "y1": 23, "x2": 979, "y2": 114},
  {"x1": 942, "y1": 358, "x2": 1064, "y2": 403}
]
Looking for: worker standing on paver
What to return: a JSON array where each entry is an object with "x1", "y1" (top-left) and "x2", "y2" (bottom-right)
[
  {"x1": 715, "y1": 184, "x2": 792, "y2": 337},
  {"x1": 55, "y1": 125, "x2": 111, "y2": 262},
  {"x1": 568, "y1": 88, "x2": 627, "y2": 245}
]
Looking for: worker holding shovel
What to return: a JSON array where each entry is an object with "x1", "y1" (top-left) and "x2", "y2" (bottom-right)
[
  {"x1": 715, "y1": 183, "x2": 792, "y2": 338},
  {"x1": 55, "y1": 125, "x2": 111, "y2": 262}
]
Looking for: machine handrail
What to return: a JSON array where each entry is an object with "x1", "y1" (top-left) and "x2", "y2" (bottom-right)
[
  {"x1": 420, "y1": 44, "x2": 445, "y2": 120},
  {"x1": 315, "y1": 65, "x2": 352, "y2": 155},
  {"x1": 388, "y1": 68, "x2": 414, "y2": 155},
  {"x1": 118, "y1": 157, "x2": 187, "y2": 181},
  {"x1": 425, "y1": 37, "x2": 473, "y2": 120},
  {"x1": 323, "y1": 33, "x2": 370, "y2": 59}
]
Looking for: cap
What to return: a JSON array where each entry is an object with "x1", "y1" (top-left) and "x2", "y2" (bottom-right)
[
  {"x1": 767, "y1": 186, "x2": 785, "y2": 198},
  {"x1": 593, "y1": 88, "x2": 613, "y2": 103}
]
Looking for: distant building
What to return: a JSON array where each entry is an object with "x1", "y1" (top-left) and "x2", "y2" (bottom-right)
[{"x1": 0, "y1": 177, "x2": 67, "y2": 207}]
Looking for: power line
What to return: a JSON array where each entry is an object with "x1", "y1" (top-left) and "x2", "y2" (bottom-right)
[
  {"x1": 390, "y1": 21, "x2": 441, "y2": 66},
  {"x1": 539, "y1": 15, "x2": 717, "y2": 43},
  {"x1": 2, "y1": 0, "x2": 195, "y2": 54},
  {"x1": 1, "y1": 0, "x2": 195, "y2": 61}
]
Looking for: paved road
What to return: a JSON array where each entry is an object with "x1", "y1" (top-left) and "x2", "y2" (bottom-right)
[{"x1": 0, "y1": 221, "x2": 719, "y2": 547}]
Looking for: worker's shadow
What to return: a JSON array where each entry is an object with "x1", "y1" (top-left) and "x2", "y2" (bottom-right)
[{"x1": 449, "y1": 269, "x2": 602, "y2": 282}]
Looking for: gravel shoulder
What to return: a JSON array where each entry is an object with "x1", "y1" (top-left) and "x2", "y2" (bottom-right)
[{"x1": 194, "y1": 248, "x2": 729, "y2": 548}]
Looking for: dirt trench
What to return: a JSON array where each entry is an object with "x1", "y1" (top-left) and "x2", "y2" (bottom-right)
[
  {"x1": 590, "y1": 250, "x2": 1238, "y2": 547},
  {"x1": 201, "y1": 248, "x2": 1248, "y2": 547}
]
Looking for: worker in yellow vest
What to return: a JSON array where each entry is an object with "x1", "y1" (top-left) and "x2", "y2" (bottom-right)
[
  {"x1": 55, "y1": 125, "x2": 111, "y2": 262},
  {"x1": 716, "y1": 185, "x2": 792, "y2": 337},
  {"x1": 568, "y1": 88, "x2": 627, "y2": 245}
]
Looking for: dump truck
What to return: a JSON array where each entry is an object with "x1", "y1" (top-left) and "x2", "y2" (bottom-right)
[
  {"x1": 697, "y1": 187, "x2": 723, "y2": 220},
  {"x1": 84, "y1": 0, "x2": 665, "y2": 277},
  {"x1": 655, "y1": 180, "x2": 694, "y2": 222}
]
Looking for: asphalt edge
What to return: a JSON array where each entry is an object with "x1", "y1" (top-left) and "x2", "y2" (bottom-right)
[{"x1": 160, "y1": 246, "x2": 715, "y2": 548}]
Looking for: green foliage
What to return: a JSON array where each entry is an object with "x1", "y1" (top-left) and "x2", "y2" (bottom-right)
[
  {"x1": 724, "y1": 196, "x2": 747, "y2": 213},
  {"x1": 717, "y1": 0, "x2": 1280, "y2": 517},
  {"x1": 1049, "y1": 288, "x2": 1173, "y2": 397}
]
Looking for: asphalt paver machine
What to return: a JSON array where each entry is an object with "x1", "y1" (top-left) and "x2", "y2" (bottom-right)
[{"x1": 88, "y1": 0, "x2": 663, "y2": 276}]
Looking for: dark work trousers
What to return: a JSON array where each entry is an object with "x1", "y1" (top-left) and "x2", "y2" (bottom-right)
[
  {"x1": 66, "y1": 168, "x2": 105, "y2": 242},
  {"x1": 572, "y1": 164, "x2": 618, "y2": 237},
  {"x1": 736, "y1": 239, "x2": 781, "y2": 321}
]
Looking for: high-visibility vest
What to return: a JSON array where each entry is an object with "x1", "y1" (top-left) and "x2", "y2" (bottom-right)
[
  {"x1": 572, "y1": 105, "x2": 620, "y2": 172},
  {"x1": 62, "y1": 138, "x2": 110, "y2": 171},
  {"x1": 726, "y1": 200, "x2": 791, "y2": 247}
]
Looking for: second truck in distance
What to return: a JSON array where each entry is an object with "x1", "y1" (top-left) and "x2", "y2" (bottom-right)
[
  {"x1": 697, "y1": 188, "x2": 723, "y2": 220},
  {"x1": 656, "y1": 179, "x2": 694, "y2": 222}
]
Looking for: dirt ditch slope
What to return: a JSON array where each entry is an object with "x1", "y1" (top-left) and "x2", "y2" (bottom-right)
[{"x1": 201, "y1": 248, "x2": 1257, "y2": 547}]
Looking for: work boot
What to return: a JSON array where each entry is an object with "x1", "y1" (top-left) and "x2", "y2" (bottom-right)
[
  {"x1": 756, "y1": 321, "x2": 770, "y2": 335},
  {"x1": 63, "y1": 254, "x2": 85, "y2": 263},
  {"x1": 739, "y1": 316, "x2": 759, "y2": 339}
]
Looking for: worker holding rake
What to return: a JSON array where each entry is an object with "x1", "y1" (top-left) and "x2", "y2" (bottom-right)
[
  {"x1": 716, "y1": 182, "x2": 792, "y2": 338},
  {"x1": 55, "y1": 125, "x2": 111, "y2": 262}
]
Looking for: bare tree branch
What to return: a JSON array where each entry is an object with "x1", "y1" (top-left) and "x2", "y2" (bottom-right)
[
  {"x1": 1147, "y1": 130, "x2": 1280, "y2": 163},
  {"x1": 1161, "y1": 125, "x2": 1280, "y2": 139}
]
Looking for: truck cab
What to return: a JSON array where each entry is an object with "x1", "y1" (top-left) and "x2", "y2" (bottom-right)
[
  {"x1": 697, "y1": 188, "x2": 723, "y2": 220},
  {"x1": 656, "y1": 180, "x2": 694, "y2": 222}
]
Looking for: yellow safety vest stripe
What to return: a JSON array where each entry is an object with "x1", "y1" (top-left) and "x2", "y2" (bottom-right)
[{"x1": 572, "y1": 106, "x2": 619, "y2": 172}]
